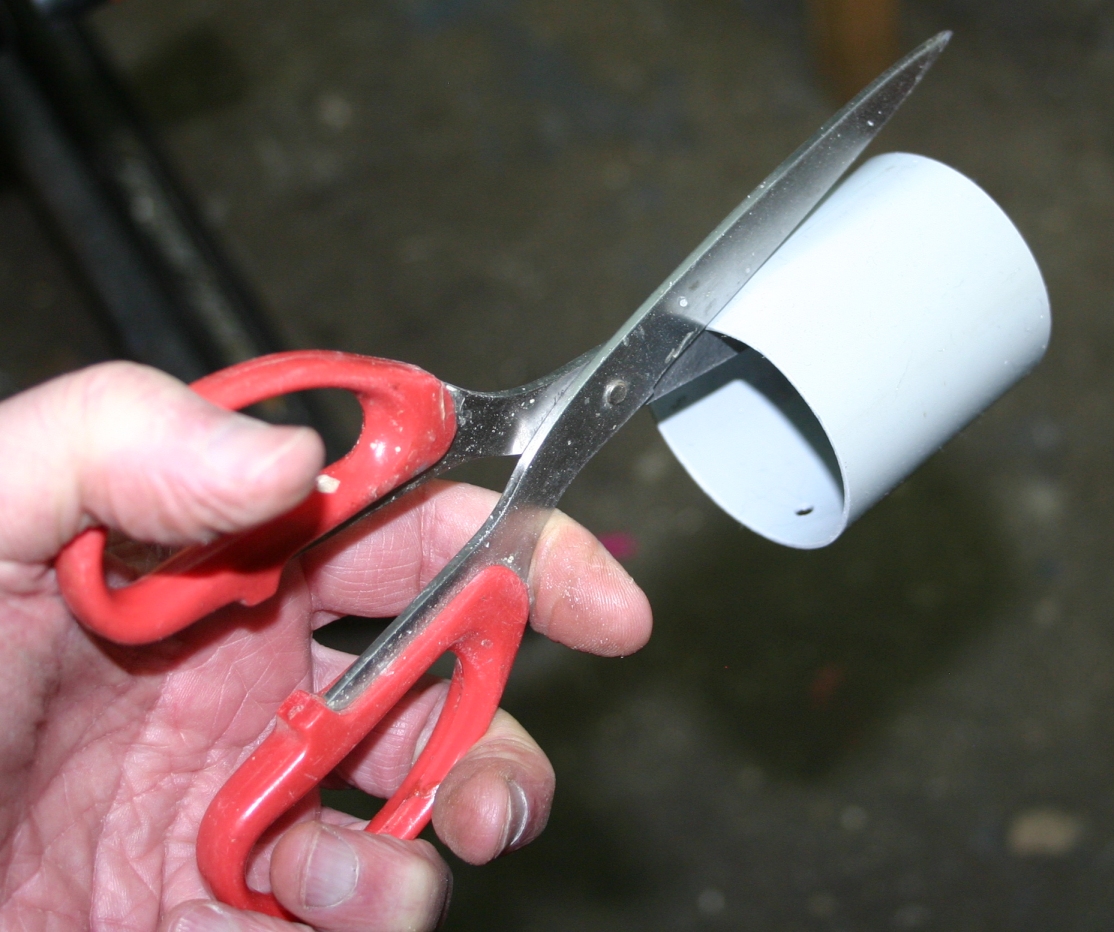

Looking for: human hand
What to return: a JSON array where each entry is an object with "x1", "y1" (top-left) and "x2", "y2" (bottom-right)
[{"x1": 0, "y1": 361, "x2": 651, "y2": 932}]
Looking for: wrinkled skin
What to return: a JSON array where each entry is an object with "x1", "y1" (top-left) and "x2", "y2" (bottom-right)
[{"x1": 0, "y1": 362, "x2": 652, "y2": 932}]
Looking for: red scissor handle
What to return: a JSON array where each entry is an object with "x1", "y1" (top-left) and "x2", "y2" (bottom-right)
[
  {"x1": 54, "y1": 350, "x2": 457, "y2": 644},
  {"x1": 197, "y1": 563, "x2": 530, "y2": 918}
]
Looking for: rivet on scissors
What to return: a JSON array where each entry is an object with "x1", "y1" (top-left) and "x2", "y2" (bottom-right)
[{"x1": 604, "y1": 380, "x2": 629, "y2": 407}]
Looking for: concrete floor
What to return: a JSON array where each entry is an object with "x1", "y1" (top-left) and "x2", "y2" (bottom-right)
[{"x1": 3, "y1": 0, "x2": 1114, "y2": 928}]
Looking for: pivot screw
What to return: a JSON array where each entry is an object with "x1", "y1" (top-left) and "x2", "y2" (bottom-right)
[{"x1": 604, "y1": 379, "x2": 629, "y2": 407}]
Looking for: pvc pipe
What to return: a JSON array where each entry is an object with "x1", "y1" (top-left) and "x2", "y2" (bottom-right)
[{"x1": 652, "y1": 153, "x2": 1050, "y2": 548}]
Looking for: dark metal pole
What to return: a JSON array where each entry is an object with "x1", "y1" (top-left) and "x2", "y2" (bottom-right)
[{"x1": 0, "y1": 0, "x2": 344, "y2": 452}]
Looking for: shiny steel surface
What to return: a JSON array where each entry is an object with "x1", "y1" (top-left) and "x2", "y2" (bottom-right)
[
  {"x1": 325, "y1": 32, "x2": 950, "y2": 711},
  {"x1": 336, "y1": 330, "x2": 744, "y2": 525}
]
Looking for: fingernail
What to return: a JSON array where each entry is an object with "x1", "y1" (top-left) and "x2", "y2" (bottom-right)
[
  {"x1": 501, "y1": 779, "x2": 530, "y2": 852},
  {"x1": 302, "y1": 825, "x2": 359, "y2": 909},
  {"x1": 168, "y1": 904, "x2": 237, "y2": 932}
]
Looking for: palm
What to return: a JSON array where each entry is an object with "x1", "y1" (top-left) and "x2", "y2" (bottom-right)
[{"x1": 1, "y1": 573, "x2": 317, "y2": 930}]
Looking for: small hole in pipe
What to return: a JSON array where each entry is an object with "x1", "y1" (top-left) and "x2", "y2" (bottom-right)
[{"x1": 796, "y1": 505, "x2": 814, "y2": 516}]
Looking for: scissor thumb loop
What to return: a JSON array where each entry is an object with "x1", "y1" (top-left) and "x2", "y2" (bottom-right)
[{"x1": 55, "y1": 351, "x2": 456, "y2": 645}]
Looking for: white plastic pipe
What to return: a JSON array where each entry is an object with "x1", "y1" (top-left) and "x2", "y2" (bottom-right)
[{"x1": 653, "y1": 153, "x2": 1050, "y2": 548}]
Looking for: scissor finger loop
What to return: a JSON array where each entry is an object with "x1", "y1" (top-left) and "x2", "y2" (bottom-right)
[{"x1": 197, "y1": 563, "x2": 529, "y2": 918}]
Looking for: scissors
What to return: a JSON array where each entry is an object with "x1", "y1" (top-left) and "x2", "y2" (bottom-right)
[{"x1": 54, "y1": 33, "x2": 948, "y2": 917}]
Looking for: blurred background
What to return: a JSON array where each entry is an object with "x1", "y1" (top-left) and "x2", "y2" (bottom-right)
[{"x1": 1, "y1": 0, "x2": 1113, "y2": 928}]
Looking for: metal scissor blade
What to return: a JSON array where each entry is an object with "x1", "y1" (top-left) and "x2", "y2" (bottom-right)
[
  {"x1": 638, "y1": 29, "x2": 951, "y2": 343},
  {"x1": 646, "y1": 32, "x2": 950, "y2": 397},
  {"x1": 498, "y1": 30, "x2": 952, "y2": 513},
  {"x1": 335, "y1": 30, "x2": 950, "y2": 528}
]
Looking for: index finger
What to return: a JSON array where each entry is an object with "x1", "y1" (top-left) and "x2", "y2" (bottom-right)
[{"x1": 300, "y1": 480, "x2": 651, "y2": 657}]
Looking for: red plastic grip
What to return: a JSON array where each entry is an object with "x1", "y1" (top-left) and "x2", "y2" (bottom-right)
[
  {"x1": 54, "y1": 351, "x2": 456, "y2": 644},
  {"x1": 197, "y1": 563, "x2": 531, "y2": 918}
]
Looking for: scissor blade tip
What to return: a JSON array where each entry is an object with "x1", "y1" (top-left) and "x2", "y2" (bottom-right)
[
  {"x1": 921, "y1": 31, "x2": 952, "y2": 59},
  {"x1": 929, "y1": 30, "x2": 953, "y2": 51},
  {"x1": 900, "y1": 31, "x2": 951, "y2": 80}
]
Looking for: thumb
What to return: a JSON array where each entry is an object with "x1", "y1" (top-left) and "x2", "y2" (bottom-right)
[{"x1": 0, "y1": 361, "x2": 324, "y2": 564}]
